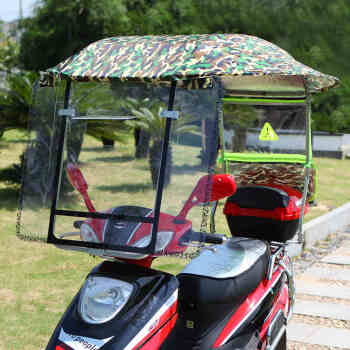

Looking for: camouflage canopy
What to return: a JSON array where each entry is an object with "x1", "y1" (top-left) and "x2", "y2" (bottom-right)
[{"x1": 44, "y1": 34, "x2": 338, "y2": 92}]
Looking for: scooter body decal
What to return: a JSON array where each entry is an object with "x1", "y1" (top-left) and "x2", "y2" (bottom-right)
[
  {"x1": 214, "y1": 267, "x2": 284, "y2": 347},
  {"x1": 58, "y1": 328, "x2": 113, "y2": 350},
  {"x1": 125, "y1": 289, "x2": 178, "y2": 350}
]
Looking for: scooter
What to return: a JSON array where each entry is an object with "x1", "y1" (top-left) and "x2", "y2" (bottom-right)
[
  {"x1": 17, "y1": 33, "x2": 338, "y2": 350},
  {"x1": 44, "y1": 163, "x2": 298, "y2": 350}
]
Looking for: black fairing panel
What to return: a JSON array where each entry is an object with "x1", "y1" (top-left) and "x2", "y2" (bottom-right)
[
  {"x1": 103, "y1": 206, "x2": 152, "y2": 245},
  {"x1": 161, "y1": 249, "x2": 269, "y2": 350},
  {"x1": 46, "y1": 261, "x2": 178, "y2": 350},
  {"x1": 227, "y1": 186, "x2": 289, "y2": 210}
]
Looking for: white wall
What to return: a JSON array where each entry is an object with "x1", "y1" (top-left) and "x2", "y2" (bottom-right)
[
  {"x1": 313, "y1": 135, "x2": 343, "y2": 151},
  {"x1": 223, "y1": 130, "x2": 350, "y2": 153}
]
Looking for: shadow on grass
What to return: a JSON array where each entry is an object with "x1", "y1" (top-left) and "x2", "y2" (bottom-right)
[
  {"x1": 82, "y1": 146, "x2": 110, "y2": 153},
  {"x1": 97, "y1": 183, "x2": 153, "y2": 193},
  {"x1": 91, "y1": 155, "x2": 134, "y2": 163},
  {"x1": 0, "y1": 142, "x2": 9, "y2": 150},
  {"x1": 6, "y1": 138, "x2": 29, "y2": 144},
  {"x1": 0, "y1": 187, "x2": 20, "y2": 210},
  {"x1": 172, "y1": 164, "x2": 203, "y2": 175}
]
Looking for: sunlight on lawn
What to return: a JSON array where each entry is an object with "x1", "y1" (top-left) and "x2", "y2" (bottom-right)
[{"x1": 1, "y1": 129, "x2": 350, "y2": 349}]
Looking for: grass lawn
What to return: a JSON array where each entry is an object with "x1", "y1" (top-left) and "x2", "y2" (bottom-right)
[{"x1": 1, "y1": 129, "x2": 350, "y2": 349}]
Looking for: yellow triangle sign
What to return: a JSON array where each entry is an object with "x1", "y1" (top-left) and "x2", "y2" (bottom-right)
[{"x1": 259, "y1": 122, "x2": 279, "y2": 141}]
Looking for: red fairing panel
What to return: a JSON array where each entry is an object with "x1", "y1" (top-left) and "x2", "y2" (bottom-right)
[
  {"x1": 213, "y1": 265, "x2": 286, "y2": 348},
  {"x1": 135, "y1": 314, "x2": 177, "y2": 350},
  {"x1": 126, "y1": 290, "x2": 178, "y2": 350}
]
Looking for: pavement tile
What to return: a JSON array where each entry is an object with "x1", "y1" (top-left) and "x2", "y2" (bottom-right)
[
  {"x1": 288, "y1": 322, "x2": 350, "y2": 348},
  {"x1": 322, "y1": 255, "x2": 350, "y2": 265},
  {"x1": 306, "y1": 266, "x2": 350, "y2": 282},
  {"x1": 296, "y1": 281, "x2": 350, "y2": 300},
  {"x1": 294, "y1": 300, "x2": 350, "y2": 321}
]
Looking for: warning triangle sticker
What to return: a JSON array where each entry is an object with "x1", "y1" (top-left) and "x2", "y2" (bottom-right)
[{"x1": 259, "y1": 122, "x2": 279, "y2": 141}]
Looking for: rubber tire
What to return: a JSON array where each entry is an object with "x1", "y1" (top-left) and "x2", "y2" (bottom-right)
[{"x1": 275, "y1": 331, "x2": 287, "y2": 350}]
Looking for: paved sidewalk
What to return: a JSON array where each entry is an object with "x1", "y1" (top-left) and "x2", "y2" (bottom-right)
[{"x1": 288, "y1": 226, "x2": 350, "y2": 349}]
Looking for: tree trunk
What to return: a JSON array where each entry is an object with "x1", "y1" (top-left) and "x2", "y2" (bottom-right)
[
  {"x1": 201, "y1": 118, "x2": 219, "y2": 168},
  {"x1": 232, "y1": 126, "x2": 247, "y2": 152},
  {"x1": 102, "y1": 137, "x2": 115, "y2": 149},
  {"x1": 149, "y1": 140, "x2": 172, "y2": 189},
  {"x1": 134, "y1": 127, "x2": 150, "y2": 158},
  {"x1": 23, "y1": 109, "x2": 86, "y2": 204}
]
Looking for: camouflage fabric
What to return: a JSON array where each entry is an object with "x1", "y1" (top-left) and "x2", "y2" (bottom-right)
[
  {"x1": 44, "y1": 34, "x2": 338, "y2": 92},
  {"x1": 228, "y1": 162, "x2": 315, "y2": 200}
]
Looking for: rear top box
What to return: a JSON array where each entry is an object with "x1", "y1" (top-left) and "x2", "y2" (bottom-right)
[{"x1": 224, "y1": 184, "x2": 308, "y2": 242}]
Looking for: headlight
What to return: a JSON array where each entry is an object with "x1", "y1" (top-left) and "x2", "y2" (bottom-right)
[
  {"x1": 132, "y1": 231, "x2": 174, "y2": 252},
  {"x1": 79, "y1": 276, "x2": 134, "y2": 324},
  {"x1": 80, "y1": 223, "x2": 99, "y2": 242}
]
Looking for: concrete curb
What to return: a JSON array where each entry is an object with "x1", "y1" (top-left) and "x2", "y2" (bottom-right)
[
  {"x1": 286, "y1": 201, "x2": 350, "y2": 257},
  {"x1": 303, "y1": 201, "x2": 350, "y2": 249}
]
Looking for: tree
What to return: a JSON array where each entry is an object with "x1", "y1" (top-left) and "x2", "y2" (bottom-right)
[
  {"x1": 0, "y1": 22, "x2": 19, "y2": 73},
  {"x1": 0, "y1": 71, "x2": 37, "y2": 137},
  {"x1": 19, "y1": 0, "x2": 130, "y2": 71},
  {"x1": 223, "y1": 105, "x2": 258, "y2": 152},
  {"x1": 130, "y1": 101, "x2": 197, "y2": 188},
  {"x1": 312, "y1": 79, "x2": 350, "y2": 133}
]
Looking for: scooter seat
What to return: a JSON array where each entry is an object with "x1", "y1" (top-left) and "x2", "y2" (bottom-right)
[
  {"x1": 162, "y1": 238, "x2": 269, "y2": 349},
  {"x1": 179, "y1": 237, "x2": 269, "y2": 303}
]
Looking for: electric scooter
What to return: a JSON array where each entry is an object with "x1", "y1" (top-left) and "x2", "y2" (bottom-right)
[
  {"x1": 17, "y1": 33, "x2": 338, "y2": 350},
  {"x1": 47, "y1": 165, "x2": 295, "y2": 350}
]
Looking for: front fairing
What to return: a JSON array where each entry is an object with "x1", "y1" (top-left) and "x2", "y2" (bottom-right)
[
  {"x1": 46, "y1": 261, "x2": 178, "y2": 350},
  {"x1": 84, "y1": 208, "x2": 192, "y2": 258}
]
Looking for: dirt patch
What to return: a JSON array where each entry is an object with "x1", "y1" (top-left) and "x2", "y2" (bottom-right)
[
  {"x1": 296, "y1": 293, "x2": 350, "y2": 306},
  {"x1": 291, "y1": 314, "x2": 350, "y2": 329},
  {"x1": 314, "y1": 262, "x2": 350, "y2": 271},
  {"x1": 288, "y1": 340, "x2": 348, "y2": 350},
  {"x1": 314, "y1": 203, "x2": 332, "y2": 212},
  {"x1": 0, "y1": 288, "x2": 16, "y2": 303}
]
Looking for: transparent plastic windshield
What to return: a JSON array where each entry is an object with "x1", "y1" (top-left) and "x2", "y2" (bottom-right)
[
  {"x1": 18, "y1": 81, "x2": 167, "y2": 256},
  {"x1": 18, "y1": 80, "x2": 226, "y2": 258},
  {"x1": 160, "y1": 88, "x2": 219, "y2": 229}
]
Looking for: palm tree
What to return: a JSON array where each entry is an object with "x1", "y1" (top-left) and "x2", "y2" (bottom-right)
[
  {"x1": 129, "y1": 102, "x2": 197, "y2": 188},
  {"x1": 0, "y1": 71, "x2": 35, "y2": 137},
  {"x1": 223, "y1": 104, "x2": 258, "y2": 152},
  {"x1": 73, "y1": 83, "x2": 133, "y2": 149}
]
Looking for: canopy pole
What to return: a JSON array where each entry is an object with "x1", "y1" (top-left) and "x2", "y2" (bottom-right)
[
  {"x1": 47, "y1": 79, "x2": 72, "y2": 243},
  {"x1": 297, "y1": 84, "x2": 312, "y2": 244},
  {"x1": 210, "y1": 78, "x2": 225, "y2": 234},
  {"x1": 151, "y1": 81, "x2": 177, "y2": 251}
]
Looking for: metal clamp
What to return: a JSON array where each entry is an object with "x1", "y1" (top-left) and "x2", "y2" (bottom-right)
[
  {"x1": 159, "y1": 110, "x2": 179, "y2": 119},
  {"x1": 58, "y1": 108, "x2": 76, "y2": 118}
]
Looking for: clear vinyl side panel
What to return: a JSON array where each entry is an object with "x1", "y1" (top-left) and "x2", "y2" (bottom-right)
[
  {"x1": 220, "y1": 99, "x2": 312, "y2": 241},
  {"x1": 17, "y1": 80, "x2": 221, "y2": 258}
]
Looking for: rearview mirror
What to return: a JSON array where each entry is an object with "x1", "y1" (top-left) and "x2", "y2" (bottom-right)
[
  {"x1": 209, "y1": 174, "x2": 237, "y2": 202},
  {"x1": 66, "y1": 163, "x2": 96, "y2": 212},
  {"x1": 176, "y1": 174, "x2": 236, "y2": 220},
  {"x1": 66, "y1": 163, "x2": 88, "y2": 194}
]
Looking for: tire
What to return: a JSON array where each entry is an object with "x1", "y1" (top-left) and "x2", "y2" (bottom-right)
[{"x1": 275, "y1": 330, "x2": 286, "y2": 350}]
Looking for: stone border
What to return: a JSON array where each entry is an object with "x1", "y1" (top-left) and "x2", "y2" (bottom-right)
[
  {"x1": 286, "y1": 201, "x2": 350, "y2": 258},
  {"x1": 303, "y1": 201, "x2": 350, "y2": 249}
]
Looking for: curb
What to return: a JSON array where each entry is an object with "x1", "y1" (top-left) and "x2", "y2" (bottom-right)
[
  {"x1": 303, "y1": 201, "x2": 350, "y2": 249},
  {"x1": 287, "y1": 201, "x2": 350, "y2": 257}
]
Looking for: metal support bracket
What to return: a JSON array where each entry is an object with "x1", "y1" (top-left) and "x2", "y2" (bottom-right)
[
  {"x1": 159, "y1": 110, "x2": 179, "y2": 120},
  {"x1": 58, "y1": 108, "x2": 76, "y2": 118}
]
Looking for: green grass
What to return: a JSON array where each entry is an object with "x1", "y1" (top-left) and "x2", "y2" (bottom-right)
[{"x1": 1, "y1": 129, "x2": 350, "y2": 349}]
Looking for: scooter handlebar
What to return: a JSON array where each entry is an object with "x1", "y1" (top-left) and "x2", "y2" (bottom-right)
[
  {"x1": 179, "y1": 230, "x2": 226, "y2": 245},
  {"x1": 202, "y1": 233, "x2": 226, "y2": 244}
]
